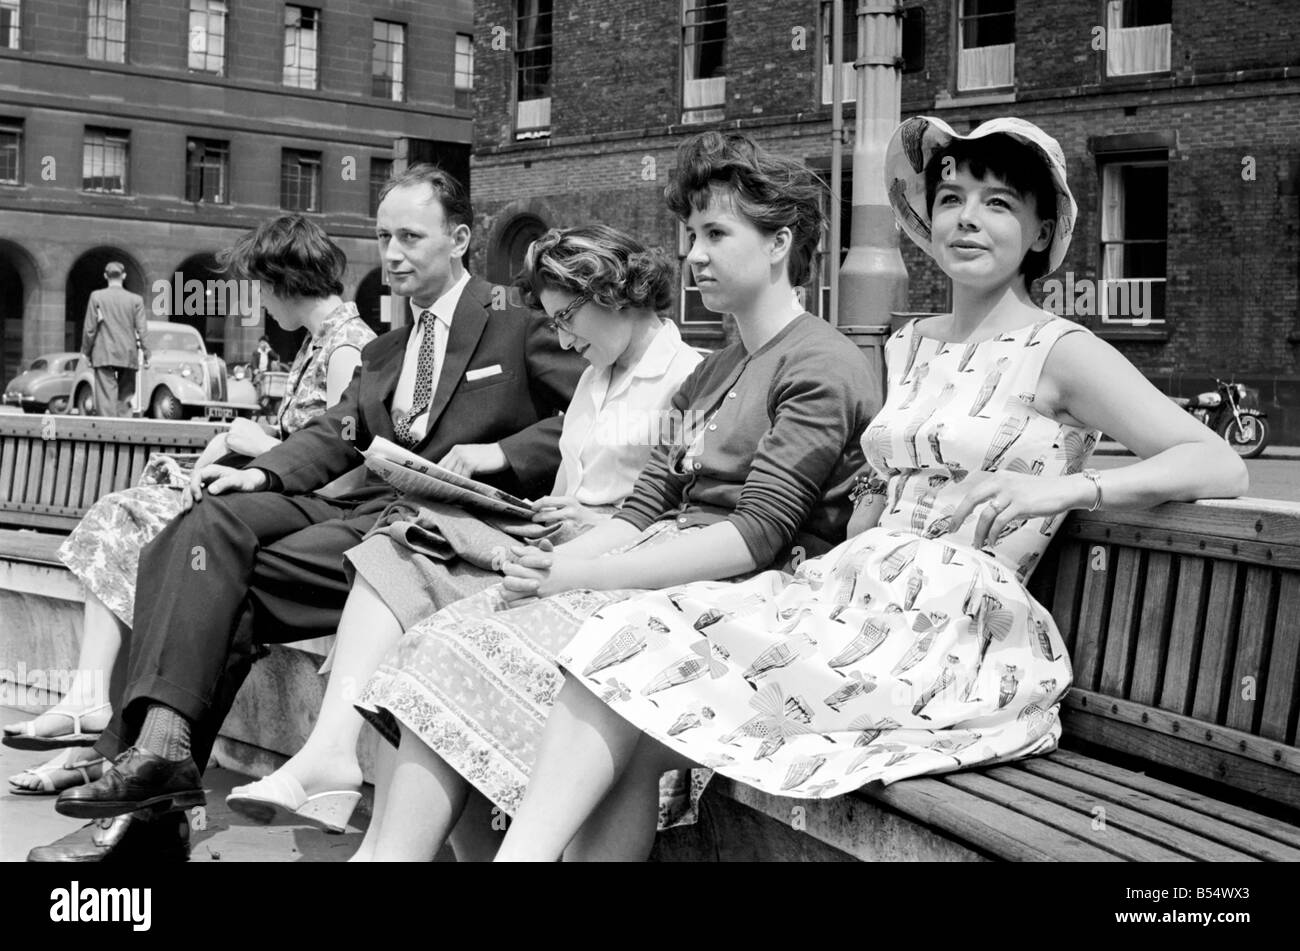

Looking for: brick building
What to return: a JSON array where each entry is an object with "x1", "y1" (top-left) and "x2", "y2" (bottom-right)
[
  {"x1": 0, "y1": 0, "x2": 473, "y2": 384},
  {"x1": 468, "y1": 0, "x2": 1300, "y2": 439}
]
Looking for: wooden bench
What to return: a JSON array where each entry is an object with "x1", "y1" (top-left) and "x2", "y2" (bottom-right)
[
  {"x1": 653, "y1": 498, "x2": 1300, "y2": 862},
  {"x1": 0, "y1": 413, "x2": 227, "y2": 564}
]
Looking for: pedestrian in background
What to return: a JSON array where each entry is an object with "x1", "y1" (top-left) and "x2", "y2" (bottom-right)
[{"x1": 80, "y1": 261, "x2": 150, "y2": 417}]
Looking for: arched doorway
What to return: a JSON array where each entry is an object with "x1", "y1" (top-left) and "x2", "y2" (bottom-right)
[
  {"x1": 0, "y1": 239, "x2": 39, "y2": 387},
  {"x1": 171, "y1": 253, "x2": 236, "y2": 359},
  {"x1": 64, "y1": 247, "x2": 146, "y2": 356},
  {"x1": 354, "y1": 267, "x2": 389, "y2": 336},
  {"x1": 487, "y1": 213, "x2": 548, "y2": 286}
]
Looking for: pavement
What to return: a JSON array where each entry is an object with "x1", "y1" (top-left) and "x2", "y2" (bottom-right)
[{"x1": 0, "y1": 706, "x2": 369, "y2": 862}]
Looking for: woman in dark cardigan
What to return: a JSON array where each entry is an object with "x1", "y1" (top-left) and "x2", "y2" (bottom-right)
[{"x1": 348, "y1": 130, "x2": 876, "y2": 861}]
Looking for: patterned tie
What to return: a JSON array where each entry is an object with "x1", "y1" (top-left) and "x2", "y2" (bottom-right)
[{"x1": 393, "y1": 309, "x2": 438, "y2": 445}]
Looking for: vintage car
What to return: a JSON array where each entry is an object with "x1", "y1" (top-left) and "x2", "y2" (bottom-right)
[
  {"x1": 3, "y1": 352, "x2": 86, "y2": 414},
  {"x1": 68, "y1": 321, "x2": 260, "y2": 420}
]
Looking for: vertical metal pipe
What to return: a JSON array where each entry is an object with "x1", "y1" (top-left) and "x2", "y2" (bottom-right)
[
  {"x1": 828, "y1": 0, "x2": 844, "y2": 327},
  {"x1": 839, "y1": 0, "x2": 907, "y2": 327}
]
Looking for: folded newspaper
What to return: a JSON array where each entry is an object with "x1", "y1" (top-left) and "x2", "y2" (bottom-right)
[{"x1": 361, "y1": 436, "x2": 534, "y2": 519}]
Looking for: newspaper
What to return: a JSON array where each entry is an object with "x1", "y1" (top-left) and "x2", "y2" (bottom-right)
[{"x1": 361, "y1": 436, "x2": 534, "y2": 519}]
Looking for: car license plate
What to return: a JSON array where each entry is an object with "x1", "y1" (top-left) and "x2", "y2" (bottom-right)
[{"x1": 207, "y1": 406, "x2": 236, "y2": 422}]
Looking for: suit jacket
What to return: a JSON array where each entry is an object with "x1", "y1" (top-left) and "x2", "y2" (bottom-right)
[
  {"x1": 82, "y1": 286, "x2": 148, "y2": 368},
  {"x1": 246, "y1": 275, "x2": 584, "y2": 502}
]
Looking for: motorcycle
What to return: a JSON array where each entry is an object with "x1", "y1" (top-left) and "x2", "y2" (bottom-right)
[{"x1": 1171, "y1": 379, "x2": 1269, "y2": 459}]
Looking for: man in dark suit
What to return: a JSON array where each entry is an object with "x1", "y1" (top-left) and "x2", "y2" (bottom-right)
[
  {"x1": 45, "y1": 165, "x2": 583, "y2": 848},
  {"x1": 81, "y1": 261, "x2": 151, "y2": 417}
]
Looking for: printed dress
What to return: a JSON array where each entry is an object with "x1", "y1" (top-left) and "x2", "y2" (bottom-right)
[
  {"x1": 58, "y1": 304, "x2": 374, "y2": 625},
  {"x1": 556, "y1": 315, "x2": 1099, "y2": 798}
]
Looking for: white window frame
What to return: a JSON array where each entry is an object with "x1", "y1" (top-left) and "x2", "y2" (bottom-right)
[
  {"x1": 819, "y1": 1, "x2": 855, "y2": 105},
  {"x1": 514, "y1": 0, "x2": 552, "y2": 140},
  {"x1": 454, "y1": 33, "x2": 474, "y2": 110},
  {"x1": 956, "y1": 0, "x2": 1015, "y2": 92},
  {"x1": 83, "y1": 128, "x2": 129, "y2": 193},
  {"x1": 372, "y1": 19, "x2": 405, "y2": 102},
  {"x1": 1098, "y1": 153, "x2": 1168, "y2": 325},
  {"x1": 87, "y1": 0, "x2": 127, "y2": 63},
  {"x1": 1105, "y1": 0, "x2": 1171, "y2": 78},
  {"x1": 280, "y1": 148, "x2": 321, "y2": 212},
  {"x1": 282, "y1": 4, "x2": 319, "y2": 90},
  {"x1": 0, "y1": 120, "x2": 21, "y2": 184},
  {"x1": 187, "y1": 0, "x2": 227, "y2": 75},
  {"x1": 681, "y1": 0, "x2": 726, "y2": 124},
  {"x1": 1, "y1": 1, "x2": 21, "y2": 50}
]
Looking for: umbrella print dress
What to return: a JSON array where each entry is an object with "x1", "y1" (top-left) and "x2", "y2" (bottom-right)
[{"x1": 556, "y1": 315, "x2": 1100, "y2": 798}]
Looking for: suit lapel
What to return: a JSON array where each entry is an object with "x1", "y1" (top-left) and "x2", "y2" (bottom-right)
[
  {"x1": 415, "y1": 277, "x2": 491, "y2": 446},
  {"x1": 363, "y1": 325, "x2": 413, "y2": 442}
]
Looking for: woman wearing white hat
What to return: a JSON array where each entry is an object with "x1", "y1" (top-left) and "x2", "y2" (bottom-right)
[{"x1": 493, "y1": 116, "x2": 1249, "y2": 862}]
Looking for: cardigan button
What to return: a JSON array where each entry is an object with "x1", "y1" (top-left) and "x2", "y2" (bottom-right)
[
  {"x1": 693, "y1": 462, "x2": 702, "y2": 471},
  {"x1": 709, "y1": 423, "x2": 718, "y2": 430},
  {"x1": 728, "y1": 391, "x2": 737, "y2": 399}
]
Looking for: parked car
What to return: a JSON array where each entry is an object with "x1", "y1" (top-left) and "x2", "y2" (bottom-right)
[
  {"x1": 68, "y1": 321, "x2": 260, "y2": 421},
  {"x1": 3, "y1": 352, "x2": 86, "y2": 414}
]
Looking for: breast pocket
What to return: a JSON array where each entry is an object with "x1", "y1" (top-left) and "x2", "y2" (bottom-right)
[{"x1": 457, "y1": 368, "x2": 517, "y2": 394}]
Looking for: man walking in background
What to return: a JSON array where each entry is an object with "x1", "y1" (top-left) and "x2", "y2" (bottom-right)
[{"x1": 81, "y1": 261, "x2": 150, "y2": 417}]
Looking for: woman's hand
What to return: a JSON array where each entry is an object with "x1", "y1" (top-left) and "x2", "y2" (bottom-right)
[
  {"x1": 529, "y1": 495, "x2": 602, "y2": 530},
  {"x1": 951, "y1": 471, "x2": 1092, "y2": 550},
  {"x1": 438, "y1": 442, "x2": 508, "y2": 478},
  {"x1": 499, "y1": 539, "x2": 594, "y2": 603},
  {"x1": 225, "y1": 417, "x2": 279, "y2": 458}
]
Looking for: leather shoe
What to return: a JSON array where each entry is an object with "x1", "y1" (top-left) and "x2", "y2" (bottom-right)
[
  {"x1": 28, "y1": 812, "x2": 191, "y2": 863},
  {"x1": 56, "y1": 746, "x2": 204, "y2": 819}
]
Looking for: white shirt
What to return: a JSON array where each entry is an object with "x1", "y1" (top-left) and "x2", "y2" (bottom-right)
[
  {"x1": 554, "y1": 319, "x2": 703, "y2": 505},
  {"x1": 391, "y1": 270, "x2": 471, "y2": 443}
]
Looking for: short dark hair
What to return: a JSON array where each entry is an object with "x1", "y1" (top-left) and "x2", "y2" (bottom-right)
[
  {"x1": 923, "y1": 134, "x2": 1058, "y2": 283},
  {"x1": 664, "y1": 131, "x2": 827, "y2": 288},
  {"x1": 376, "y1": 163, "x2": 473, "y2": 231},
  {"x1": 518, "y1": 224, "x2": 676, "y2": 314},
  {"x1": 217, "y1": 214, "x2": 347, "y2": 299}
]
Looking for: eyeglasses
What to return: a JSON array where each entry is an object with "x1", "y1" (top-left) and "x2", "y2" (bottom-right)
[{"x1": 545, "y1": 293, "x2": 590, "y2": 334}]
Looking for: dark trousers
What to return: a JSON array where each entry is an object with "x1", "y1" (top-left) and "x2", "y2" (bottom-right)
[
  {"x1": 95, "y1": 489, "x2": 393, "y2": 771},
  {"x1": 92, "y1": 365, "x2": 137, "y2": 417}
]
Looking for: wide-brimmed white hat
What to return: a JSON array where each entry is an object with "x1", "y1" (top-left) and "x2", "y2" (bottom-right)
[{"x1": 885, "y1": 115, "x2": 1077, "y2": 275}]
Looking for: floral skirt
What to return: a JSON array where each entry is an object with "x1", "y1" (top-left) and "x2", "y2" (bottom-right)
[
  {"x1": 354, "y1": 521, "x2": 712, "y2": 828},
  {"x1": 58, "y1": 453, "x2": 198, "y2": 627},
  {"x1": 555, "y1": 526, "x2": 1073, "y2": 799}
]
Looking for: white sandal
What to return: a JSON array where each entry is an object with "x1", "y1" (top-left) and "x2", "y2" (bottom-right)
[
  {"x1": 8, "y1": 748, "x2": 107, "y2": 796},
  {"x1": 1, "y1": 702, "x2": 112, "y2": 750},
  {"x1": 226, "y1": 771, "x2": 361, "y2": 833}
]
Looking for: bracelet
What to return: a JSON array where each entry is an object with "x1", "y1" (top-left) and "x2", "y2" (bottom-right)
[{"x1": 1080, "y1": 468, "x2": 1103, "y2": 512}]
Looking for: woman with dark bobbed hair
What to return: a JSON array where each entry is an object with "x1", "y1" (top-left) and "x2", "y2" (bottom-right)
[
  {"x1": 6, "y1": 215, "x2": 375, "y2": 797},
  {"x1": 341, "y1": 130, "x2": 876, "y2": 861},
  {"x1": 224, "y1": 223, "x2": 702, "y2": 836}
]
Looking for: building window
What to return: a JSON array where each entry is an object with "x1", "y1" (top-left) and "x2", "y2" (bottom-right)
[
  {"x1": 514, "y1": 0, "x2": 552, "y2": 140},
  {"x1": 814, "y1": 166, "x2": 852, "y2": 320},
  {"x1": 82, "y1": 128, "x2": 128, "y2": 192},
  {"x1": 682, "y1": 0, "x2": 726, "y2": 124},
  {"x1": 280, "y1": 148, "x2": 320, "y2": 211},
  {"x1": 372, "y1": 20, "x2": 405, "y2": 101},
  {"x1": 1, "y1": 1, "x2": 20, "y2": 50},
  {"x1": 283, "y1": 5, "x2": 319, "y2": 89},
  {"x1": 1105, "y1": 0, "x2": 1171, "y2": 77},
  {"x1": 678, "y1": 222, "x2": 720, "y2": 326},
  {"x1": 87, "y1": 0, "x2": 127, "y2": 63},
  {"x1": 956, "y1": 0, "x2": 1014, "y2": 92},
  {"x1": 454, "y1": 32, "x2": 474, "y2": 110},
  {"x1": 1099, "y1": 152, "x2": 1168, "y2": 324},
  {"x1": 186, "y1": 138, "x2": 228, "y2": 203},
  {"x1": 0, "y1": 121, "x2": 20, "y2": 184},
  {"x1": 369, "y1": 156, "x2": 392, "y2": 216},
  {"x1": 188, "y1": 0, "x2": 226, "y2": 74},
  {"x1": 820, "y1": 2, "x2": 857, "y2": 105}
]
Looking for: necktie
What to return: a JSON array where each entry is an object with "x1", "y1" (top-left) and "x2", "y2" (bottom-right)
[{"x1": 394, "y1": 309, "x2": 438, "y2": 445}]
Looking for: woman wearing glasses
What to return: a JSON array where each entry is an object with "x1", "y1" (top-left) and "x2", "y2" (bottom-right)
[
  {"x1": 344, "y1": 130, "x2": 876, "y2": 861},
  {"x1": 225, "y1": 224, "x2": 702, "y2": 833}
]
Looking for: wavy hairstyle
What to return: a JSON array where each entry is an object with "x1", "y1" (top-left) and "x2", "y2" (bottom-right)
[
  {"x1": 217, "y1": 214, "x2": 347, "y2": 299},
  {"x1": 664, "y1": 131, "x2": 828, "y2": 288},
  {"x1": 517, "y1": 224, "x2": 676, "y2": 314}
]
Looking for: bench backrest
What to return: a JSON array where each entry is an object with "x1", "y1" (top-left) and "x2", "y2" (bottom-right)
[
  {"x1": 0, "y1": 414, "x2": 227, "y2": 531},
  {"x1": 1030, "y1": 499, "x2": 1300, "y2": 811}
]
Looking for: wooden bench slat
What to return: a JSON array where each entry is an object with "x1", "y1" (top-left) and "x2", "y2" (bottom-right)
[
  {"x1": 1099, "y1": 547, "x2": 1143, "y2": 696},
  {"x1": 1017, "y1": 758, "x2": 1294, "y2": 861},
  {"x1": 64, "y1": 442, "x2": 87, "y2": 510},
  {"x1": 1129, "y1": 550, "x2": 1174, "y2": 706},
  {"x1": 110, "y1": 444, "x2": 132, "y2": 493},
  {"x1": 0, "y1": 528, "x2": 66, "y2": 565},
  {"x1": 1046, "y1": 747, "x2": 1300, "y2": 850},
  {"x1": 53, "y1": 440, "x2": 75, "y2": 509},
  {"x1": 80, "y1": 442, "x2": 103, "y2": 509},
  {"x1": 1161, "y1": 557, "x2": 1208, "y2": 715},
  {"x1": 1226, "y1": 566, "x2": 1275, "y2": 733},
  {"x1": 25, "y1": 438, "x2": 45, "y2": 502},
  {"x1": 1073, "y1": 499, "x2": 1300, "y2": 547},
  {"x1": 0, "y1": 435, "x2": 15, "y2": 500},
  {"x1": 10, "y1": 438, "x2": 31, "y2": 503},
  {"x1": 1048, "y1": 542, "x2": 1085, "y2": 654},
  {"x1": 1062, "y1": 706, "x2": 1300, "y2": 811},
  {"x1": 942, "y1": 770, "x2": 1193, "y2": 861},
  {"x1": 1260, "y1": 573, "x2": 1300, "y2": 745},
  {"x1": 1073, "y1": 542, "x2": 1113, "y2": 691},
  {"x1": 1191, "y1": 560, "x2": 1242, "y2": 723},
  {"x1": 862, "y1": 776, "x2": 1124, "y2": 861},
  {"x1": 1070, "y1": 519, "x2": 1300, "y2": 571},
  {"x1": 127, "y1": 444, "x2": 147, "y2": 488},
  {"x1": 37, "y1": 438, "x2": 59, "y2": 506}
]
